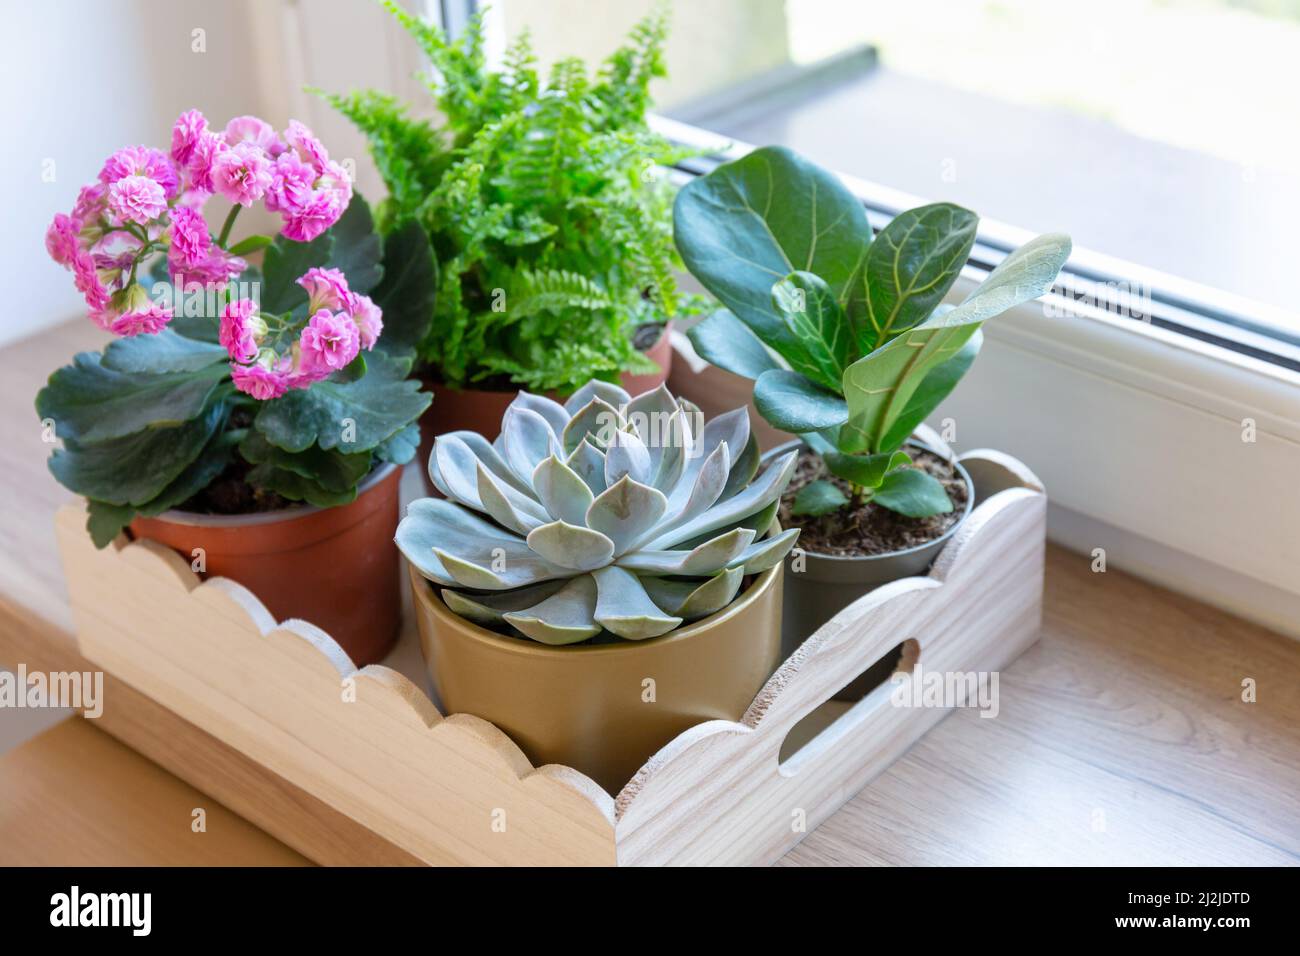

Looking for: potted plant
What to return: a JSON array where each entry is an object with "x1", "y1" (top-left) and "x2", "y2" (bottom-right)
[
  {"x1": 37, "y1": 109, "x2": 436, "y2": 666},
  {"x1": 321, "y1": 3, "x2": 705, "y2": 451},
  {"x1": 397, "y1": 379, "x2": 800, "y2": 793},
  {"x1": 674, "y1": 146, "x2": 1071, "y2": 651}
]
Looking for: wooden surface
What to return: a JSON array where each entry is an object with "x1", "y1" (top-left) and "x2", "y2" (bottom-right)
[
  {"x1": 0, "y1": 717, "x2": 307, "y2": 866},
  {"x1": 3, "y1": 320, "x2": 1299, "y2": 866}
]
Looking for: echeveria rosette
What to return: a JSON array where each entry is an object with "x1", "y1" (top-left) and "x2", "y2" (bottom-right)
[
  {"x1": 398, "y1": 381, "x2": 800, "y2": 645},
  {"x1": 675, "y1": 145, "x2": 1073, "y2": 520}
]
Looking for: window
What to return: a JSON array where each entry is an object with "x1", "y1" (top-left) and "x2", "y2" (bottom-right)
[{"x1": 484, "y1": 0, "x2": 1300, "y2": 362}]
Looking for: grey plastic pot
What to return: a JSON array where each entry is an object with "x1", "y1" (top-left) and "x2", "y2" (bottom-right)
[{"x1": 767, "y1": 439, "x2": 975, "y2": 669}]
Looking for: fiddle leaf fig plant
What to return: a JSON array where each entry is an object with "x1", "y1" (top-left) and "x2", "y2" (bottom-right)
[
  {"x1": 397, "y1": 381, "x2": 800, "y2": 645},
  {"x1": 676, "y1": 145, "x2": 1071, "y2": 519}
]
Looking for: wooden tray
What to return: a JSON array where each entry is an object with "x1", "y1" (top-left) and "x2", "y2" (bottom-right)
[{"x1": 54, "y1": 449, "x2": 1045, "y2": 866}]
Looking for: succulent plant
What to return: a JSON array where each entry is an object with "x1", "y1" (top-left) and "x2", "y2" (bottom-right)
[{"x1": 398, "y1": 380, "x2": 800, "y2": 644}]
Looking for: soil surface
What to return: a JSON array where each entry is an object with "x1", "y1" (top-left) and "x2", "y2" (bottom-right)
[
  {"x1": 778, "y1": 447, "x2": 968, "y2": 558},
  {"x1": 181, "y1": 457, "x2": 291, "y2": 515}
]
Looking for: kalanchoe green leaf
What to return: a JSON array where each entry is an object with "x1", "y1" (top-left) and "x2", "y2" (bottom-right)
[
  {"x1": 37, "y1": 352, "x2": 228, "y2": 444},
  {"x1": 254, "y1": 348, "x2": 430, "y2": 454},
  {"x1": 100, "y1": 329, "x2": 229, "y2": 374},
  {"x1": 49, "y1": 399, "x2": 227, "y2": 507},
  {"x1": 396, "y1": 379, "x2": 801, "y2": 643}
]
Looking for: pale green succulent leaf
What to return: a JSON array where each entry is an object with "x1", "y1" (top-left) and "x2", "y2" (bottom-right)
[
  {"x1": 726, "y1": 526, "x2": 801, "y2": 573},
  {"x1": 586, "y1": 475, "x2": 669, "y2": 556},
  {"x1": 642, "y1": 567, "x2": 746, "y2": 621},
  {"x1": 507, "y1": 391, "x2": 569, "y2": 438},
  {"x1": 533, "y1": 454, "x2": 595, "y2": 526},
  {"x1": 616, "y1": 526, "x2": 756, "y2": 575},
  {"x1": 564, "y1": 380, "x2": 631, "y2": 416},
  {"x1": 648, "y1": 450, "x2": 797, "y2": 550},
  {"x1": 501, "y1": 405, "x2": 559, "y2": 485},
  {"x1": 563, "y1": 397, "x2": 623, "y2": 454},
  {"x1": 526, "y1": 520, "x2": 616, "y2": 570},
  {"x1": 591, "y1": 566, "x2": 682, "y2": 640},
  {"x1": 477, "y1": 462, "x2": 547, "y2": 535},
  {"x1": 440, "y1": 581, "x2": 566, "y2": 626},
  {"x1": 604, "y1": 428, "x2": 652, "y2": 486},
  {"x1": 503, "y1": 575, "x2": 602, "y2": 645},
  {"x1": 565, "y1": 438, "x2": 607, "y2": 496}
]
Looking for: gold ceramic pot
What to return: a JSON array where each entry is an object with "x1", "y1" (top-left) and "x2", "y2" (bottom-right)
[{"x1": 409, "y1": 561, "x2": 784, "y2": 795}]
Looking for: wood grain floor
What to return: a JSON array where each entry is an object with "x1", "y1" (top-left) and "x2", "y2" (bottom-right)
[{"x1": 1, "y1": 321, "x2": 1297, "y2": 866}]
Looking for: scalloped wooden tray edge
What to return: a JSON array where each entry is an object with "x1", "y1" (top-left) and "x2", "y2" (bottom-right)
[{"x1": 54, "y1": 448, "x2": 1045, "y2": 866}]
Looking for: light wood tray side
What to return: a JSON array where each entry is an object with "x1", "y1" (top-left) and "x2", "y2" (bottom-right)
[
  {"x1": 54, "y1": 507, "x2": 617, "y2": 867},
  {"x1": 55, "y1": 448, "x2": 1044, "y2": 867},
  {"x1": 611, "y1": 450, "x2": 1046, "y2": 865}
]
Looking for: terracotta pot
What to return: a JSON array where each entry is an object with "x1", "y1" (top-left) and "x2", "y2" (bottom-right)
[
  {"x1": 765, "y1": 439, "x2": 974, "y2": 690},
  {"x1": 129, "y1": 464, "x2": 402, "y2": 667},
  {"x1": 410, "y1": 559, "x2": 784, "y2": 795},
  {"x1": 415, "y1": 322, "x2": 675, "y2": 493},
  {"x1": 620, "y1": 321, "x2": 674, "y2": 398}
]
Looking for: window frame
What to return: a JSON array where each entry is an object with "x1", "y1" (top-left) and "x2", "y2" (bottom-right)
[{"x1": 654, "y1": 116, "x2": 1300, "y2": 638}]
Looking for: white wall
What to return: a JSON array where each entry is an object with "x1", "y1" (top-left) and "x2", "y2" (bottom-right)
[{"x1": 1, "y1": 0, "x2": 283, "y2": 347}]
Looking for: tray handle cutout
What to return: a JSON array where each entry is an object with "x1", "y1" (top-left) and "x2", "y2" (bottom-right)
[{"x1": 778, "y1": 638, "x2": 920, "y2": 773}]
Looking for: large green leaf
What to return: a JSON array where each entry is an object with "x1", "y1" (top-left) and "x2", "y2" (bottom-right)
[
  {"x1": 375, "y1": 422, "x2": 422, "y2": 464},
  {"x1": 101, "y1": 329, "x2": 229, "y2": 374},
  {"x1": 848, "y1": 202, "x2": 978, "y2": 353},
  {"x1": 674, "y1": 145, "x2": 871, "y2": 357},
  {"x1": 753, "y1": 368, "x2": 848, "y2": 433},
  {"x1": 370, "y1": 220, "x2": 437, "y2": 355},
  {"x1": 253, "y1": 349, "x2": 430, "y2": 454},
  {"x1": 771, "y1": 271, "x2": 850, "y2": 391},
  {"x1": 49, "y1": 399, "x2": 227, "y2": 506},
  {"x1": 321, "y1": 194, "x2": 383, "y2": 295},
  {"x1": 824, "y1": 449, "x2": 911, "y2": 491},
  {"x1": 878, "y1": 328, "x2": 981, "y2": 452},
  {"x1": 790, "y1": 479, "x2": 848, "y2": 517},
  {"x1": 37, "y1": 351, "x2": 228, "y2": 444},
  {"x1": 244, "y1": 463, "x2": 358, "y2": 509},
  {"x1": 841, "y1": 233, "x2": 1070, "y2": 454},
  {"x1": 871, "y1": 467, "x2": 953, "y2": 518},
  {"x1": 84, "y1": 430, "x2": 241, "y2": 547},
  {"x1": 239, "y1": 431, "x2": 372, "y2": 494},
  {"x1": 685, "y1": 309, "x2": 779, "y2": 382}
]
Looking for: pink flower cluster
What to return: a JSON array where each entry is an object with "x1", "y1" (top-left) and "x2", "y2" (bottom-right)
[
  {"x1": 221, "y1": 267, "x2": 383, "y2": 401},
  {"x1": 45, "y1": 109, "x2": 352, "y2": 337},
  {"x1": 172, "y1": 111, "x2": 352, "y2": 241}
]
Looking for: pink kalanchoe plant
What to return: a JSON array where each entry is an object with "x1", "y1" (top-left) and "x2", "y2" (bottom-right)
[
  {"x1": 37, "y1": 106, "x2": 435, "y2": 548},
  {"x1": 221, "y1": 265, "x2": 381, "y2": 399},
  {"x1": 44, "y1": 108, "x2": 352, "y2": 336}
]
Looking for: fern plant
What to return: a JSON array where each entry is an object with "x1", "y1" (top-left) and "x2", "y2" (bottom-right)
[{"x1": 321, "y1": 2, "x2": 704, "y2": 394}]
